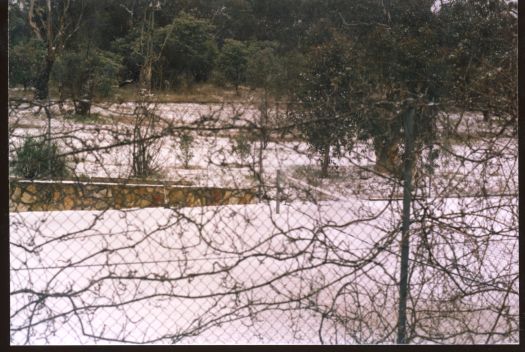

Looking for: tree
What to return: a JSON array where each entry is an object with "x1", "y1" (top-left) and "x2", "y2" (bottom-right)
[
  {"x1": 157, "y1": 13, "x2": 218, "y2": 87},
  {"x1": 137, "y1": 0, "x2": 161, "y2": 91},
  {"x1": 212, "y1": 0, "x2": 257, "y2": 42},
  {"x1": 9, "y1": 38, "x2": 46, "y2": 90},
  {"x1": 245, "y1": 41, "x2": 282, "y2": 92},
  {"x1": 346, "y1": 0, "x2": 517, "y2": 177},
  {"x1": 292, "y1": 1, "x2": 445, "y2": 179},
  {"x1": 51, "y1": 48, "x2": 122, "y2": 115},
  {"x1": 437, "y1": 0, "x2": 517, "y2": 129},
  {"x1": 110, "y1": 30, "x2": 145, "y2": 86},
  {"x1": 293, "y1": 31, "x2": 355, "y2": 178},
  {"x1": 351, "y1": 0, "x2": 445, "y2": 178},
  {"x1": 23, "y1": 0, "x2": 85, "y2": 100},
  {"x1": 217, "y1": 38, "x2": 248, "y2": 93},
  {"x1": 8, "y1": 3, "x2": 42, "y2": 89}
]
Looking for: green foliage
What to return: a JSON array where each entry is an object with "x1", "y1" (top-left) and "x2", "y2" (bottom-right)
[
  {"x1": 111, "y1": 33, "x2": 145, "y2": 83},
  {"x1": 231, "y1": 132, "x2": 252, "y2": 163},
  {"x1": 9, "y1": 0, "x2": 89, "y2": 100},
  {"x1": 157, "y1": 13, "x2": 218, "y2": 85},
  {"x1": 217, "y1": 39, "x2": 249, "y2": 91},
  {"x1": 9, "y1": 0, "x2": 516, "y2": 125},
  {"x1": 437, "y1": 0, "x2": 517, "y2": 118},
  {"x1": 277, "y1": 51, "x2": 306, "y2": 96},
  {"x1": 294, "y1": 32, "x2": 356, "y2": 159},
  {"x1": 9, "y1": 39, "x2": 46, "y2": 89},
  {"x1": 8, "y1": 4, "x2": 32, "y2": 45},
  {"x1": 245, "y1": 41, "x2": 284, "y2": 92},
  {"x1": 177, "y1": 132, "x2": 194, "y2": 168},
  {"x1": 64, "y1": 113, "x2": 103, "y2": 123},
  {"x1": 214, "y1": 0, "x2": 257, "y2": 42},
  {"x1": 11, "y1": 137, "x2": 69, "y2": 180},
  {"x1": 52, "y1": 48, "x2": 123, "y2": 100}
]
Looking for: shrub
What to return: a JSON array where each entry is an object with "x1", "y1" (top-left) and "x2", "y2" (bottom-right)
[
  {"x1": 9, "y1": 38, "x2": 46, "y2": 89},
  {"x1": 11, "y1": 137, "x2": 69, "y2": 179},
  {"x1": 231, "y1": 132, "x2": 252, "y2": 164},
  {"x1": 130, "y1": 106, "x2": 163, "y2": 179},
  {"x1": 217, "y1": 39, "x2": 248, "y2": 92},
  {"x1": 178, "y1": 132, "x2": 194, "y2": 168}
]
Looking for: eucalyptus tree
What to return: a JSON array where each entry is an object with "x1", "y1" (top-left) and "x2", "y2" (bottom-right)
[{"x1": 21, "y1": 0, "x2": 86, "y2": 100}]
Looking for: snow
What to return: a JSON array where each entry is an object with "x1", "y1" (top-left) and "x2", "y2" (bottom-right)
[
  {"x1": 10, "y1": 102, "x2": 517, "y2": 193},
  {"x1": 10, "y1": 195, "x2": 518, "y2": 344},
  {"x1": 9, "y1": 102, "x2": 518, "y2": 344}
]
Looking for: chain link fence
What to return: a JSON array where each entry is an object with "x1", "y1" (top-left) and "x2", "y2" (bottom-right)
[{"x1": 9, "y1": 97, "x2": 518, "y2": 344}]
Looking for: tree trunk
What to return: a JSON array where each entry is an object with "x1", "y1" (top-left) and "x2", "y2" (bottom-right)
[
  {"x1": 34, "y1": 58, "x2": 54, "y2": 100},
  {"x1": 373, "y1": 136, "x2": 402, "y2": 179},
  {"x1": 396, "y1": 106, "x2": 415, "y2": 344},
  {"x1": 320, "y1": 147, "x2": 330, "y2": 178},
  {"x1": 140, "y1": 59, "x2": 153, "y2": 92},
  {"x1": 256, "y1": 91, "x2": 269, "y2": 199}
]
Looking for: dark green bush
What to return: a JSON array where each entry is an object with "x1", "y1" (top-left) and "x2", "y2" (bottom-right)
[
  {"x1": 178, "y1": 132, "x2": 194, "y2": 168},
  {"x1": 11, "y1": 137, "x2": 69, "y2": 179}
]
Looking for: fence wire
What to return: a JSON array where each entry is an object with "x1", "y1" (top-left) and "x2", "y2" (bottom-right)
[{"x1": 9, "y1": 98, "x2": 518, "y2": 345}]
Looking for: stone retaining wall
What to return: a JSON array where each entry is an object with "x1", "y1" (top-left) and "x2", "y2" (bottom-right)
[{"x1": 9, "y1": 179, "x2": 256, "y2": 212}]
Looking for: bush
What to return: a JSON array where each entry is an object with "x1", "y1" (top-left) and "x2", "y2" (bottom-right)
[
  {"x1": 52, "y1": 48, "x2": 122, "y2": 113},
  {"x1": 231, "y1": 132, "x2": 252, "y2": 164},
  {"x1": 11, "y1": 137, "x2": 69, "y2": 179},
  {"x1": 9, "y1": 38, "x2": 46, "y2": 89},
  {"x1": 178, "y1": 132, "x2": 194, "y2": 168},
  {"x1": 217, "y1": 39, "x2": 249, "y2": 92},
  {"x1": 156, "y1": 13, "x2": 218, "y2": 84}
]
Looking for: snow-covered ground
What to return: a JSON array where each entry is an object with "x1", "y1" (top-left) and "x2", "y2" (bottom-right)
[
  {"x1": 9, "y1": 102, "x2": 519, "y2": 344},
  {"x1": 10, "y1": 196, "x2": 518, "y2": 344},
  {"x1": 8, "y1": 102, "x2": 517, "y2": 196}
]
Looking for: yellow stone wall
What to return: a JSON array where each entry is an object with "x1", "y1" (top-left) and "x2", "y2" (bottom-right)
[{"x1": 9, "y1": 180, "x2": 256, "y2": 212}]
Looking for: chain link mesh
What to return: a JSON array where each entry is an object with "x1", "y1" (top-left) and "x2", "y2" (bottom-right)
[{"x1": 9, "y1": 98, "x2": 518, "y2": 344}]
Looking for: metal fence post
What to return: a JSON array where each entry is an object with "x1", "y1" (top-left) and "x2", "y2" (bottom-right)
[
  {"x1": 44, "y1": 103, "x2": 52, "y2": 178},
  {"x1": 396, "y1": 106, "x2": 415, "y2": 344}
]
